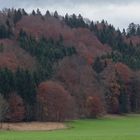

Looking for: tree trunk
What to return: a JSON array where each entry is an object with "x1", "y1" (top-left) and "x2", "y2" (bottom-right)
[{"x1": 0, "y1": 121, "x2": 2, "y2": 129}]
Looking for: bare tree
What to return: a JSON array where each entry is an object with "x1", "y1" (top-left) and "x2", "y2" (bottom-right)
[{"x1": 0, "y1": 94, "x2": 9, "y2": 129}]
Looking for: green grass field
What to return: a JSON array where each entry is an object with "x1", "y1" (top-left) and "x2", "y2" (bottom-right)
[{"x1": 0, "y1": 114, "x2": 140, "y2": 140}]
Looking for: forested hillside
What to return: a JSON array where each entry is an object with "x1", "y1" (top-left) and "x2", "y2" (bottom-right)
[{"x1": 0, "y1": 8, "x2": 140, "y2": 122}]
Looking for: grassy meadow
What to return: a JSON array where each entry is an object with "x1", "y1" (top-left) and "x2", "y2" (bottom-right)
[{"x1": 0, "y1": 114, "x2": 140, "y2": 140}]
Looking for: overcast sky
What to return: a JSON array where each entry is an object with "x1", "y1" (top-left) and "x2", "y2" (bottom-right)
[{"x1": 0, "y1": 0, "x2": 140, "y2": 30}]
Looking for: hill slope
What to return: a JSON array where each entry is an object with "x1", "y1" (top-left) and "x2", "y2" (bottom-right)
[{"x1": 0, "y1": 9, "x2": 140, "y2": 122}]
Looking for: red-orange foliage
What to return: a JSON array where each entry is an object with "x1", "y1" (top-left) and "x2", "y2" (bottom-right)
[
  {"x1": 115, "y1": 62, "x2": 133, "y2": 83},
  {"x1": 37, "y1": 81, "x2": 75, "y2": 122},
  {"x1": 0, "y1": 39, "x2": 37, "y2": 71},
  {"x1": 7, "y1": 93, "x2": 26, "y2": 122},
  {"x1": 86, "y1": 96, "x2": 104, "y2": 118},
  {"x1": 100, "y1": 61, "x2": 134, "y2": 113},
  {"x1": 115, "y1": 63, "x2": 134, "y2": 112}
]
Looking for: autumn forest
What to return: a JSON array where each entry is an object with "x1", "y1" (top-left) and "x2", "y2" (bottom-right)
[{"x1": 0, "y1": 8, "x2": 140, "y2": 123}]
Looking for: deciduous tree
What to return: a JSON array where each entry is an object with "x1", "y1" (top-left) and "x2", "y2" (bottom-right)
[
  {"x1": 86, "y1": 96, "x2": 104, "y2": 118},
  {"x1": 7, "y1": 93, "x2": 26, "y2": 122},
  {"x1": 37, "y1": 81, "x2": 75, "y2": 121}
]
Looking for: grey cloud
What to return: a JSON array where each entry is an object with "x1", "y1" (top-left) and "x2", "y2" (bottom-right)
[{"x1": 1, "y1": 0, "x2": 140, "y2": 8}]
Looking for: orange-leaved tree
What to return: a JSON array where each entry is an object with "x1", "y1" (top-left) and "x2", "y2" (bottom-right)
[{"x1": 37, "y1": 81, "x2": 75, "y2": 122}]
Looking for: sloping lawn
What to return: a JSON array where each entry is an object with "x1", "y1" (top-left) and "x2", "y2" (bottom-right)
[{"x1": 0, "y1": 114, "x2": 140, "y2": 140}]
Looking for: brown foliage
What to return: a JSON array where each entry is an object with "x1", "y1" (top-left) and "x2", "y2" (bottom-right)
[
  {"x1": 100, "y1": 61, "x2": 134, "y2": 114},
  {"x1": 86, "y1": 96, "x2": 104, "y2": 118},
  {"x1": 54, "y1": 56, "x2": 105, "y2": 117},
  {"x1": 101, "y1": 61, "x2": 121, "y2": 113},
  {"x1": 16, "y1": 16, "x2": 111, "y2": 63},
  {"x1": 125, "y1": 36, "x2": 140, "y2": 46},
  {"x1": 37, "y1": 81, "x2": 75, "y2": 122},
  {"x1": 115, "y1": 62, "x2": 133, "y2": 83},
  {"x1": 7, "y1": 93, "x2": 26, "y2": 122},
  {"x1": 110, "y1": 97, "x2": 120, "y2": 114},
  {"x1": 0, "y1": 39, "x2": 37, "y2": 71}
]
